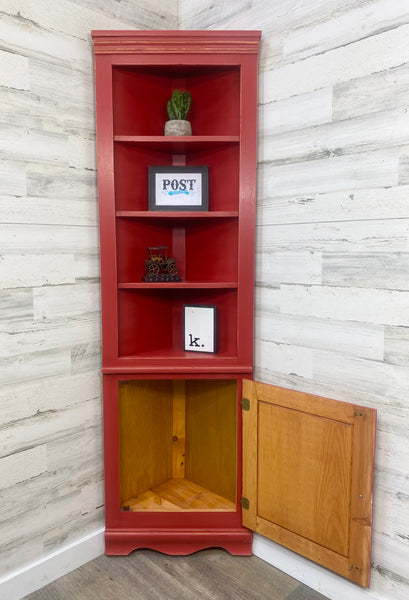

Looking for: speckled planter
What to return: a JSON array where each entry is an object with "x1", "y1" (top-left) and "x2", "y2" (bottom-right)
[{"x1": 164, "y1": 119, "x2": 192, "y2": 136}]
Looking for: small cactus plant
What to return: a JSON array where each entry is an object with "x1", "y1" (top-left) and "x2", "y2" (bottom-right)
[{"x1": 167, "y1": 89, "x2": 191, "y2": 121}]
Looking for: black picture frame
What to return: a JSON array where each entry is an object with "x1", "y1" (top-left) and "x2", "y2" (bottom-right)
[
  {"x1": 149, "y1": 166, "x2": 209, "y2": 211},
  {"x1": 183, "y1": 305, "x2": 217, "y2": 353}
]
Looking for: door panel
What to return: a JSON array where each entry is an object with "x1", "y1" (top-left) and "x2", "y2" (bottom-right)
[{"x1": 242, "y1": 380, "x2": 376, "y2": 588}]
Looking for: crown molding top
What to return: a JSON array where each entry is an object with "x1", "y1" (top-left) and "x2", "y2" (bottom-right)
[{"x1": 91, "y1": 30, "x2": 262, "y2": 55}]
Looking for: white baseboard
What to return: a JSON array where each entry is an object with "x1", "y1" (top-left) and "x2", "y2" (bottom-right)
[
  {"x1": 0, "y1": 528, "x2": 105, "y2": 600},
  {"x1": 252, "y1": 534, "x2": 382, "y2": 600}
]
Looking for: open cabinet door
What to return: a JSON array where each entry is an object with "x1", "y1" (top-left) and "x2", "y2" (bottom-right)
[{"x1": 242, "y1": 380, "x2": 376, "y2": 588}]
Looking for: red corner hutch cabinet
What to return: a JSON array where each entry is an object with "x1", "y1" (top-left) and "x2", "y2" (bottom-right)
[{"x1": 91, "y1": 30, "x2": 261, "y2": 556}]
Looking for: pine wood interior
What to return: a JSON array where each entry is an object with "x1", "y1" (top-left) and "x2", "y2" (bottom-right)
[
  {"x1": 257, "y1": 403, "x2": 353, "y2": 557},
  {"x1": 242, "y1": 380, "x2": 376, "y2": 588},
  {"x1": 119, "y1": 379, "x2": 237, "y2": 511}
]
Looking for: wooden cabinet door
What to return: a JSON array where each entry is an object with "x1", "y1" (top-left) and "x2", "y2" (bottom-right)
[{"x1": 242, "y1": 380, "x2": 376, "y2": 588}]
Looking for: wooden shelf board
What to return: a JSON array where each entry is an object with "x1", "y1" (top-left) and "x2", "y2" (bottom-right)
[
  {"x1": 116, "y1": 211, "x2": 239, "y2": 219},
  {"x1": 118, "y1": 282, "x2": 238, "y2": 290},
  {"x1": 113, "y1": 136, "x2": 239, "y2": 153},
  {"x1": 122, "y1": 478, "x2": 236, "y2": 512},
  {"x1": 114, "y1": 135, "x2": 239, "y2": 143}
]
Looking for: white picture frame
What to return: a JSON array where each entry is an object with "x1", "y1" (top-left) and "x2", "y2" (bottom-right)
[{"x1": 183, "y1": 305, "x2": 217, "y2": 353}]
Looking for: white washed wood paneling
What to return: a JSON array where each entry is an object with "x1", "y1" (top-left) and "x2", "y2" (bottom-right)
[
  {"x1": 0, "y1": 12, "x2": 93, "y2": 69},
  {"x1": 70, "y1": 0, "x2": 179, "y2": 30},
  {"x1": 256, "y1": 251, "x2": 322, "y2": 284},
  {"x1": 0, "y1": 159, "x2": 26, "y2": 195},
  {"x1": 384, "y1": 326, "x2": 409, "y2": 366},
  {"x1": 33, "y1": 282, "x2": 101, "y2": 319},
  {"x1": 0, "y1": 49, "x2": 29, "y2": 90},
  {"x1": 283, "y1": 0, "x2": 409, "y2": 62},
  {"x1": 333, "y1": 63, "x2": 409, "y2": 121},
  {"x1": 0, "y1": 371, "x2": 101, "y2": 427},
  {"x1": 260, "y1": 108, "x2": 409, "y2": 165},
  {"x1": 0, "y1": 348, "x2": 72, "y2": 387},
  {"x1": 0, "y1": 0, "x2": 149, "y2": 41},
  {"x1": 0, "y1": 397, "x2": 102, "y2": 460},
  {"x1": 262, "y1": 23, "x2": 409, "y2": 103},
  {"x1": 0, "y1": 288, "x2": 33, "y2": 322},
  {"x1": 280, "y1": 284, "x2": 409, "y2": 327},
  {"x1": 257, "y1": 184, "x2": 409, "y2": 226},
  {"x1": 26, "y1": 163, "x2": 97, "y2": 199},
  {"x1": 0, "y1": 254, "x2": 76, "y2": 289},
  {"x1": 259, "y1": 88, "x2": 333, "y2": 136},
  {"x1": 74, "y1": 252, "x2": 100, "y2": 280},
  {"x1": 255, "y1": 285, "x2": 281, "y2": 313},
  {"x1": 257, "y1": 219, "x2": 409, "y2": 253},
  {"x1": 259, "y1": 148, "x2": 399, "y2": 197},
  {"x1": 68, "y1": 135, "x2": 96, "y2": 170},
  {"x1": 312, "y1": 348, "x2": 409, "y2": 402},
  {"x1": 0, "y1": 223, "x2": 99, "y2": 254},
  {"x1": 0, "y1": 446, "x2": 47, "y2": 489},
  {"x1": 255, "y1": 311, "x2": 384, "y2": 361},
  {"x1": 0, "y1": 314, "x2": 100, "y2": 358},
  {"x1": 322, "y1": 252, "x2": 409, "y2": 290},
  {"x1": 255, "y1": 338, "x2": 314, "y2": 380},
  {"x1": 179, "y1": 0, "x2": 251, "y2": 29},
  {"x1": 0, "y1": 196, "x2": 98, "y2": 226},
  {"x1": 0, "y1": 123, "x2": 68, "y2": 165}
]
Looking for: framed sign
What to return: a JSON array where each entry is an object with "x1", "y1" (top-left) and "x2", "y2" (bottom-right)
[
  {"x1": 149, "y1": 166, "x2": 209, "y2": 211},
  {"x1": 183, "y1": 305, "x2": 217, "y2": 353}
]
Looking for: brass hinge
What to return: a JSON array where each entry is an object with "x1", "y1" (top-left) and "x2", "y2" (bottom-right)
[
  {"x1": 240, "y1": 496, "x2": 249, "y2": 510},
  {"x1": 241, "y1": 397, "x2": 250, "y2": 411}
]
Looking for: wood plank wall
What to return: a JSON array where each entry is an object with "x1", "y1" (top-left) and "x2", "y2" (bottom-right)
[
  {"x1": 0, "y1": 0, "x2": 177, "y2": 582},
  {"x1": 180, "y1": 1, "x2": 409, "y2": 599}
]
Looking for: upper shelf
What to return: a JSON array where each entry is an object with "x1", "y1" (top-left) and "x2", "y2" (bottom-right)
[{"x1": 113, "y1": 135, "x2": 239, "y2": 153}]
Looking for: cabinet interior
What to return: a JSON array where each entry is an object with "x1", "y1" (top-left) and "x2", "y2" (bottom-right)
[{"x1": 118, "y1": 379, "x2": 237, "y2": 511}]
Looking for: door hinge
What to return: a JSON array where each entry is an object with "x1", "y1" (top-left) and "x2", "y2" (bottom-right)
[
  {"x1": 241, "y1": 397, "x2": 250, "y2": 411},
  {"x1": 240, "y1": 496, "x2": 249, "y2": 510}
]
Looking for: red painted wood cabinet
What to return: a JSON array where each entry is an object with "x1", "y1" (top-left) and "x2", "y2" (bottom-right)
[{"x1": 91, "y1": 30, "x2": 261, "y2": 556}]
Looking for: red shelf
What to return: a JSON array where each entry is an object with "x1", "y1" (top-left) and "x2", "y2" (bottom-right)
[
  {"x1": 114, "y1": 135, "x2": 239, "y2": 153},
  {"x1": 116, "y1": 211, "x2": 238, "y2": 219},
  {"x1": 118, "y1": 282, "x2": 237, "y2": 289}
]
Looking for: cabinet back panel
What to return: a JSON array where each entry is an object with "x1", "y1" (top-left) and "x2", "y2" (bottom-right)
[
  {"x1": 187, "y1": 145, "x2": 239, "y2": 212},
  {"x1": 115, "y1": 144, "x2": 173, "y2": 212},
  {"x1": 185, "y1": 379, "x2": 237, "y2": 503},
  {"x1": 119, "y1": 380, "x2": 173, "y2": 502},
  {"x1": 113, "y1": 68, "x2": 171, "y2": 136}
]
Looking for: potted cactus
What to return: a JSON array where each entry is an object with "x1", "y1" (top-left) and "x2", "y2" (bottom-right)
[{"x1": 164, "y1": 89, "x2": 192, "y2": 136}]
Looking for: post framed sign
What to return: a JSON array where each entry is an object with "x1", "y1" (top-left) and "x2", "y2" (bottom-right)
[{"x1": 149, "y1": 166, "x2": 209, "y2": 211}]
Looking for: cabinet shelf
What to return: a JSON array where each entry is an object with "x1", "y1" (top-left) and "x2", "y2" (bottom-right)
[
  {"x1": 114, "y1": 135, "x2": 239, "y2": 153},
  {"x1": 121, "y1": 478, "x2": 236, "y2": 512},
  {"x1": 116, "y1": 211, "x2": 239, "y2": 219},
  {"x1": 118, "y1": 282, "x2": 237, "y2": 290}
]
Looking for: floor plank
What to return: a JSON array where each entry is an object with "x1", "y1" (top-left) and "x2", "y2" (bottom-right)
[{"x1": 23, "y1": 549, "x2": 329, "y2": 600}]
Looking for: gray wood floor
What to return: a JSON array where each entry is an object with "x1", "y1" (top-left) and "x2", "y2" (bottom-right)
[{"x1": 23, "y1": 549, "x2": 328, "y2": 600}]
